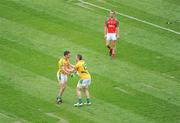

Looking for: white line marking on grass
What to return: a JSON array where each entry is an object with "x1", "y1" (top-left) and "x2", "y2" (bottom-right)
[
  {"x1": 0, "y1": 112, "x2": 11, "y2": 119},
  {"x1": 162, "y1": 73, "x2": 176, "y2": 79},
  {"x1": 141, "y1": 83, "x2": 160, "y2": 91},
  {"x1": 78, "y1": 0, "x2": 180, "y2": 35},
  {"x1": 75, "y1": 2, "x2": 93, "y2": 11},
  {"x1": 0, "y1": 112, "x2": 28, "y2": 123},
  {"x1": 46, "y1": 113, "x2": 69, "y2": 123},
  {"x1": 114, "y1": 87, "x2": 130, "y2": 94}
]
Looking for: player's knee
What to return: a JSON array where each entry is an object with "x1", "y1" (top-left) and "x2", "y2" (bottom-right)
[
  {"x1": 106, "y1": 41, "x2": 110, "y2": 46},
  {"x1": 106, "y1": 45, "x2": 110, "y2": 49},
  {"x1": 112, "y1": 44, "x2": 116, "y2": 48},
  {"x1": 111, "y1": 43, "x2": 115, "y2": 46},
  {"x1": 85, "y1": 88, "x2": 89, "y2": 92},
  {"x1": 61, "y1": 86, "x2": 65, "y2": 90},
  {"x1": 61, "y1": 83, "x2": 66, "y2": 89},
  {"x1": 76, "y1": 87, "x2": 80, "y2": 91}
]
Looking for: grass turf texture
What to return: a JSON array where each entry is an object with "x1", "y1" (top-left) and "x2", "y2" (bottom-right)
[{"x1": 0, "y1": 0, "x2": 180, "y2": 123}]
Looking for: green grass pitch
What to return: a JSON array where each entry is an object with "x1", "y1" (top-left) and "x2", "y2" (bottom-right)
[{"x1": 0, "y1": 0, "x2": 180, "y2": 123}]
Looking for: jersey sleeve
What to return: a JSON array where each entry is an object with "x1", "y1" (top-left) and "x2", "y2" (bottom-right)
[
  {"x1": 58, "y1": 59, "x2": 64, "y2": 68},
  {"x1": 74, "y1": 63, "x2": 79, "y2": 71}
]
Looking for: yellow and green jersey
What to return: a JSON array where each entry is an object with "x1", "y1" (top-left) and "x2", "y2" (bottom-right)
[
  {"x1": 58, "y1": 57, "x2": 70, "y2": 75},
  {"x1": 75, "y1": 60, "x2": 91, "y2": 80}
]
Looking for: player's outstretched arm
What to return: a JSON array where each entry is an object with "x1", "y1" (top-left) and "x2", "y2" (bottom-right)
[{"x1": 70, "y1": 64, "x2": 75, "y2": 68}]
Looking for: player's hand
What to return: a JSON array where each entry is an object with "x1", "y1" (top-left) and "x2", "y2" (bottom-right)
[
  {"x1": 104, "y1": 34, "x2": 107, "y2": 39},
  {"x1": 67, "y1": 72, "x2": 70, "y2": 75},
  {"x1": 116, "y1": 34, "x2": 120, "y2": 39}
]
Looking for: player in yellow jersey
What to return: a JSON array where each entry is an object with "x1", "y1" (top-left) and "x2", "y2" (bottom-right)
[
  {"x1": 73, "y1": 54, "x2": 91, "y2": 107},
  {"x1": 56, "y1": 51, "x2": 74, "y2": 104}
]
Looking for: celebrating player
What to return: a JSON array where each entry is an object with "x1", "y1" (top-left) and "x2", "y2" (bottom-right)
[
  {"x1": 74, "y1": 54, "x2": 92, "y2": 107},
  {"x1": 104, "y1": 10, "x2": 120, "y2": 58},
  {"x1": 56, "y1": 50, "x2": 74, "y2": 104}
]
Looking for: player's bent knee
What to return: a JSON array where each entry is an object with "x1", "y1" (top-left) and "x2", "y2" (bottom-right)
[
  {"x1": 61, "y1": 82, "x2": 67, "y2": 89},
  {"x1": 106, "y1": 41, "x2": 110, "y2": 46},
  {"x1": 112, "y1": 41, "x2": 116, "y2": 46},
  {"x1": 76, "y1": 86, "x2": 80, "y2": 90},
  {"x1": 63, "y1": 86, "x2": 66, "y2": 89}
]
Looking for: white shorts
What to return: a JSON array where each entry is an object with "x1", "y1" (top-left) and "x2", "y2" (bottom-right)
[
  {"x1": 57, "y1": 72, "x2": 67, "y2": 84},
  {"x1": 77, "y1": 78, "x2": 91, "y2": 88},
  {"x1": 106, "y1": 33, "x2": 117, "y2": 41}
]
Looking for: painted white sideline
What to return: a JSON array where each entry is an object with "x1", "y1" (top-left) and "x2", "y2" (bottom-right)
[
  {"x1": 0, "y1": 112, "x2": 27, "y2": 123},
  {"x1": 0, "y1": 112, "x2": 11, "y2": 119},
  {"x1": 75, "y1": 2, "x2": 93, "y2": 11},
  {"x1": 78, "y1": 0, "x2": 180, "y2": 35},
  {"x1": 141, "y1": 83, "x2": 160, "y2": 91},
  {"x1": 46, "y1": 113, "x2": 69, "y2": 123},
  {"x1": 114, "y1": 87, "x2": 130, "y2": 94}
]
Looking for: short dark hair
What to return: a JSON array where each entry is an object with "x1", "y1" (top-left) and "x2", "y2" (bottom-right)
[
  {"x1": 77, "y1": 54, "x2": 82, "y2": 60},
  {"x1": 64, "y1": 50, "x2": 70, "y2": 56}
]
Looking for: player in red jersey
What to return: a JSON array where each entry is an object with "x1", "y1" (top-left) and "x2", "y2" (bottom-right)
[{"x1": 104, "y1": 10, "x2": 120, "y2": 58}]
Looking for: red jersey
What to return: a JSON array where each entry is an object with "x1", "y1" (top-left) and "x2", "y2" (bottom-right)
[{"x1": 106, "y1": 18, "x2": 118, "y2": 33}]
